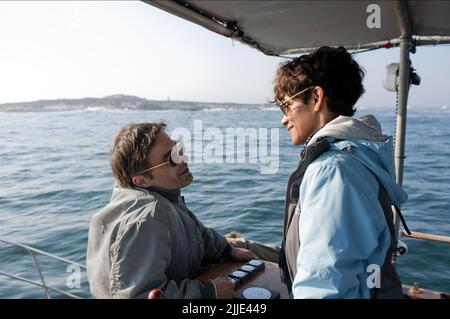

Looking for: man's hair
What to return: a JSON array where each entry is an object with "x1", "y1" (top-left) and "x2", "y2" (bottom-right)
[
  {"x1": 274, "y1": 46, "x2": 365, "y2": 117},
  {"x1": 110, "y1": 122, "x2": 167, "y2": 188}
]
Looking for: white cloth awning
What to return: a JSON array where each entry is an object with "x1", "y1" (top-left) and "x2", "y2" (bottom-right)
[{"x1": 146, "y1": 0, "x2": 450, "y2": 55}]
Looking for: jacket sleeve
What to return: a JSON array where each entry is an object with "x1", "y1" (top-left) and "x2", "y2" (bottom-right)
[
  {"x1": 109, "y1": 217, "x2": 216, "y2": 299},
  {"x1": 185, "y1": 209, "x2": 231, "y2": 263},
  {"x1": 292, "y1": 158, "x2": 389, "y2": 299}
]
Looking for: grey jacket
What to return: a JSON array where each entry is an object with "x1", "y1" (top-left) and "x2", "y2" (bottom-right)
[{"x1": 86, "y1": 186, "x2": 231, "y2": 299}]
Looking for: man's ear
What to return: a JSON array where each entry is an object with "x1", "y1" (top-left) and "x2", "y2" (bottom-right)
[
  {"x1": 312, "y1": 86, "x2": 326, "y2": 112},
  {"x1": 131, "y1": 175, "x2": 151, "y2": 188}
]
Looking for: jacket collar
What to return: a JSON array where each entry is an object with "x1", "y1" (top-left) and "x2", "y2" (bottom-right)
[{"x1": 146, "y1": 185, "x2": 181, "y2": 203}]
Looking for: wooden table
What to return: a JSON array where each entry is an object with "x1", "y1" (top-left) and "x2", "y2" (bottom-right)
[{"x1": 196, "y1": 261, "x2": 290, "y2": 299}]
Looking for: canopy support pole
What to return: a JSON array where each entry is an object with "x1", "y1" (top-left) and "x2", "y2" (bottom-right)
[{"x1": 392, "y1": 0, "x2": 412, "y2": 263}]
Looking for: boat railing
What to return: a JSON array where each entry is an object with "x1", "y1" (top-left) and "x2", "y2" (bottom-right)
[
  {"x1": 0, "y1": 238, "x2": 86, "y2": 299},
  {"x1": 400, "y1": 230, "x2": 450, "y2": 245},
  {"x1": 1, "y1": 230, "x2": 449, "y2": 299}
]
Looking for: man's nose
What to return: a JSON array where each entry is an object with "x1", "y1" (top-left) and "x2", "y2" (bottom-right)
[{"x1": 181, "y1": 154, "x2": 189, "y2": 164}]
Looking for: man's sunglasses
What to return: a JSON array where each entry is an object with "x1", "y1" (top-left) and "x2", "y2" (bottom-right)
[{"x1": 137, "y1": 138, "x2": 187, "y2": 174}]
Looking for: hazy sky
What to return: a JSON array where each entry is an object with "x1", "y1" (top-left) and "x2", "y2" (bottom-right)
[{"x1": 0, "y1": 1, "x2": 449, "y2": 108}]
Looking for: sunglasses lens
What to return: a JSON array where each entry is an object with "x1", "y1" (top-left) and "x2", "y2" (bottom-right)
[
  {"x1": 168, "y1": 156, "x2": 177, "y2": 167},
  {"x1": 177, "y1": 140, "x2": 185, "y2": 156},
  {"x1": 169, "y1": 140, "x2": 186, "y2": 165}
]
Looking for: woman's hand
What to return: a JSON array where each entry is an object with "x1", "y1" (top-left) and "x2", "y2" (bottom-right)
[{"x1": 230, "y1": 247, "x2": 256, "y2": 261}]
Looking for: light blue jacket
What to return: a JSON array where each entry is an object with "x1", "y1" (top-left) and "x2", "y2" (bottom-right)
[{"x1": 292, "y1": 115, "x2": 408, "y2": 299}]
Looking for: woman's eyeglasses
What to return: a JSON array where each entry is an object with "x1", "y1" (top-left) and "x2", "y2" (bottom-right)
[
  {"x1": 137, "y1": 138, "x2": 187, "y2": 174},
  {"x1": 278, "y1": 86, "x2": 314, "y2": 116}
]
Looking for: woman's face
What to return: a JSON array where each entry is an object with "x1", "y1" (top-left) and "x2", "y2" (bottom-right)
[{"x1": 280, "y1": 95, "x2": 319, "y2": 145}]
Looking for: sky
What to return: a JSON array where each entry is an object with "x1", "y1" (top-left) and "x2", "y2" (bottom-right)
[{"x1": 0, "y1": 1, "x2": 449, "y2": 108}]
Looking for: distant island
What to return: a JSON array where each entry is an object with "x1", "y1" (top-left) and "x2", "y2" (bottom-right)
[{"x1": 0, "y1": 94, "x2": 271, "y2": 112}]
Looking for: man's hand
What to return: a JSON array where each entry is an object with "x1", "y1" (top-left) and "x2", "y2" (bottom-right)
[
  {"x1": 230, "y1": 247, "x2": 256, "y2": 261},
  {"x1": 212, "y1": 277, "x2": 235, "y2": 299}
]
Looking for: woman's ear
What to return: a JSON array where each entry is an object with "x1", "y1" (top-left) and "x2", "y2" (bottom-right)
[
  {"x1": 312, "y1": 86, "x2": 326, "y2": 112},
  {"x1": 131, "y1": 175, "x2": 151, "y2": 188}
]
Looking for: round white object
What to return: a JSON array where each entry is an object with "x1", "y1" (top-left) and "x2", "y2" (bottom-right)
[
  {"x1": 243, "y1": 287, "x2": 272, "y2": 299},
  {"x1": 241, "y1": 265, "x2": 256, "y2": 272},
  {"x1": 248, "y1": 260, "x2": 262, "y2": 267},
  {"x1": 231, "y1": 271, "x2": 247, "y2": 278}
]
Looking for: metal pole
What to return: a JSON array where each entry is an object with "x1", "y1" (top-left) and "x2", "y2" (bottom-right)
[
  {"x1": 284, "y1": 36, "x2": 450, "y2": 55},
  {"x1": 28, "y1": 250, "x2": 51, "y2": 299},
  {"x1": 0, "y1": 271, "x2": 83, "y2": 299},
  {"x1": 392, "y1": 0, "x2": 412, "y2": 263},
  {"x1": 0, "y1": 238, "x2": 86, "y2": 270},
  {"x1": 392, "y1": 37, "x2": 410, "y2": 264},
  {"x1": 400, "y1": 230, "x2": 450, "y2": 245},
  {"x1": 146, "y1": 0, "x2": 233, "y2": 38},
  {"x1": 394, "y1": 38, "x2": 410, "y2": 189}
]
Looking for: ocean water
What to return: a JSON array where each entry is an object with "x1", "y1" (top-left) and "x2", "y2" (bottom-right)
[{"x1": 0, "y1": 106, "x2": 449, "y2": 298}]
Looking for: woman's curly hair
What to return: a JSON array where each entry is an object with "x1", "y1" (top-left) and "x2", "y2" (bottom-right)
[{"x1": 274, "y1": 46, "x2": 365, "y2": 117}]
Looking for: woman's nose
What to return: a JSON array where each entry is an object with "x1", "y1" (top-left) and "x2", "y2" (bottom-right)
[{"x1": 281, "y1": 115, "x2": 289, "y2": 126}]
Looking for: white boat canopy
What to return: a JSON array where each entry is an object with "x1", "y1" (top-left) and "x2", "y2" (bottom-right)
[{"x1": 146, "y1": 0, "x2": 450, "y2": 55}]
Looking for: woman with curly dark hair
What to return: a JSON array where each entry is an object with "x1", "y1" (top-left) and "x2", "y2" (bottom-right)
[{"x1": 275, "y1": 46, "x2": 407, "y2": 298}]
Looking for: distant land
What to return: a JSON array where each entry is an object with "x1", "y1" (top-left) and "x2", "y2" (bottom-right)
[{"x1": 0, "y1": 94, "x2": 272, "y2": 112}]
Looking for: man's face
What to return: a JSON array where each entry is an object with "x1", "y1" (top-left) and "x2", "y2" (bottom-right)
[{"x1": 144, "y1": 131, "x2": 193, "y2": 190}]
